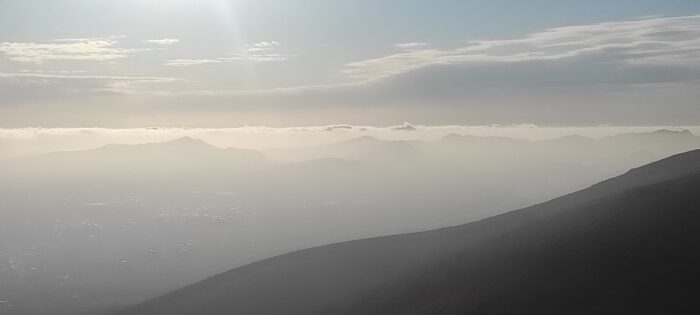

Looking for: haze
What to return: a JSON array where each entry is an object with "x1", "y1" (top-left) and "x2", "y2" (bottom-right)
[{"x1": 1, "y1": 1, "x2": 700, "y2": 315}]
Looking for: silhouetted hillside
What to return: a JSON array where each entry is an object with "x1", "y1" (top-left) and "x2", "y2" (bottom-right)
[{"x1": 118, "y1": 149, "x2": 700, "y2": 315}]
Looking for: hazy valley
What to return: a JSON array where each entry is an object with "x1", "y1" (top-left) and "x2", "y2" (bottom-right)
[{"x1": 1, "y1": 129, "x2": 699, "y2": 314}]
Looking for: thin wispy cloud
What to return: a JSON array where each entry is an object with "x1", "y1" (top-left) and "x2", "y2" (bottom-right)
[
  {"x1": 346, "y1": 15, "x2": 700, "y2": 81},
  {"x1": 0, "y1": 71, "x2": 181, "y2": 95},
  {"x1": 0, "y1": 71, "x2": 177, "y2": 82},
  {"x1": 390, "y1": 122, "x2": 417, "y2": 131},
  {"x1": 166, "y1": 40, "x2": 293, "y2": 66},
  {"x1": 165, "y1": 54, "x2": 293, "y2": 67},
  {"x1": 143, "y1": 38, "x2": 179, "y2": 45},
  {"x1": 0, "y1": 36, "x2": 142, "y2": 63},
  {"x1": 248, "y1": 41, "x2": 280, "y2": 51},
  {"x1": 394, "y1": 42, "x2": 428, "y2": 49},
  {"x1": 164, "y1": 59, "x2": 223, "y2": 66}
]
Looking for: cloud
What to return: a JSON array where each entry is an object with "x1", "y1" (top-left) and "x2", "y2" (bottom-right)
[
  {"x1": 0, "y1": 71, "x2": 177, "y2": 82},
  {"x1": 0, "y1": 71, "x2": 181, "y2": 95},
  {"x1": 345, "y1": 15, "x2": 700, "y2": 81},
  {"x1": 164, "y1": 59, "x2": 223, "y2": 66},
  {"x1": 165, "y1": 54, "x2": 293, "y2": 66},
  {"x1": 152, "y1": 15, "x2": 700, "y2": 95},
  {"x1": 390, "y1": 122, "x2": 417, "y2": 131},
  {"x1": 143, "y1": 38, "x2": 179, "y2": 45},
  {"x1": 242, "y1": 53, "x2": 293, "y2": 62},
  {"x1": 394, "y1": 42, "x2": 428, "y2": 49},
  {"x1": 345, "y1": 49, "x2": 446, "y2": 81},
  {"x1": 322, "y1": 124, "x2": 354, "y2": 131},
  {"x1": 0, "y1": 36, "x2": 142, "y2": 63},
  {"x1": 166, "y1": 41, "x2": 292, "y2": 66},
  {"x1": 248, "y1": 41, "x2": 281, "y2": 53},
  {"x1": 251, "y1": 41, "x2": 280, "y2": 49},
  {"x1": 3, "y1": 16, "x2": 700, "y2": 127}
]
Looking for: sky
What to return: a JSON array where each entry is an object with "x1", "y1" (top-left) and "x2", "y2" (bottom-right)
[{"x1": 1, "y1": 0, "x2": 700, "y2": 127}]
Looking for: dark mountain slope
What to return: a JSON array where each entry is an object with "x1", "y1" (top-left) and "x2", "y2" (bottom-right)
[
  {"x1": 118, "y1": 149, "x2": 700, "y2": 315},
  {"x1": 332, "y1": 174, "x2": 700, "y2": 315}
]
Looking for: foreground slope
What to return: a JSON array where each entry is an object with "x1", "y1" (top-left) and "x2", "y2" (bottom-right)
[{"x1": 118, "y1": 150, "x2": 700, "y2": 315}]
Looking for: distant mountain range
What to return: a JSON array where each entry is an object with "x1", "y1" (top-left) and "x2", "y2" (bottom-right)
[
  {"x1": 1, "y1": 136, "x2": 269, "y2": 180},
  {"x1": 5, "y1": 129, "x2": 699, "y2": 168},
  {"x1": 117, "y1": 149, "x2": 700, "y2": 315},
  {"x1": 267, "y1": 129, "x2": 700, "y2": 163}
]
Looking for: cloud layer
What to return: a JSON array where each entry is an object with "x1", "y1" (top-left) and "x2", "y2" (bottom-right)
[
  {"x1": 0, "y1": 36, "x2": 141, "y2": 63},
  {"x1": 1, "y1": 15, "x2": 700, "y2": 126},
  {"x1": 346, "y1": 15, "x2": 700, "y2": 81}
]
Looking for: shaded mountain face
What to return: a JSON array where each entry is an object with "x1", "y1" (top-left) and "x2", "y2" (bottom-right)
[{"x1": 119, "y1": 149, "x2": 700, "y2": 315}]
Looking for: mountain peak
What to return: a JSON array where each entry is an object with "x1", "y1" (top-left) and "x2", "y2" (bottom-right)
[
  {"x1": 169, "y1": 136, "x2": 206, "y2": 143},
  {"x1": 343, "y1": 135, "x2": 380, "y2": 144},
  {"x1": 159, "y1": 136, "x2": 216, "y2": 148},
  {"x1": 610, "y1": 129, "x2": 696, "y2": 139},
  {"x1": 441, "y1": 133, "x2": 465, "y2": 140}
]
